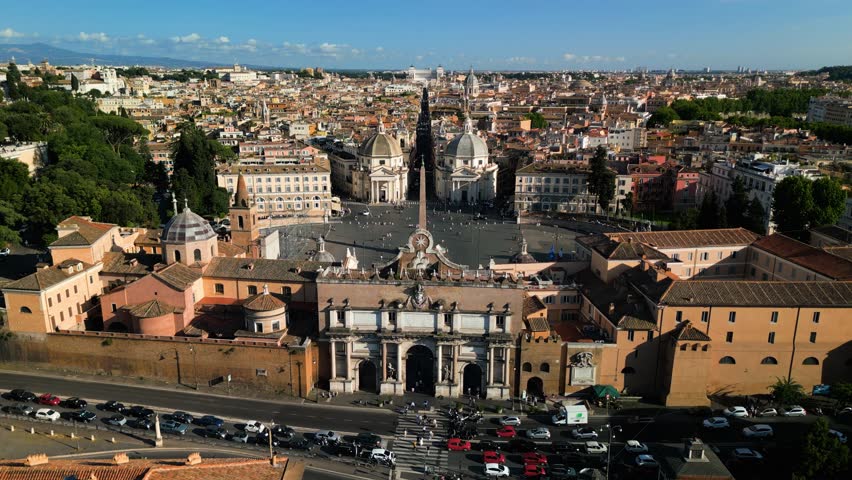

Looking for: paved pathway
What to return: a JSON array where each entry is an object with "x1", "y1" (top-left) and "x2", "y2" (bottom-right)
[{"x1": 389, "y1": 411, "x2": 448, "y2": 477}]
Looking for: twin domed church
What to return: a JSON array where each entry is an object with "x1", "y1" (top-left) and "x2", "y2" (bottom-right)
[{"x1": 352, "y1": 86, "x2": 497, "y2": 205}]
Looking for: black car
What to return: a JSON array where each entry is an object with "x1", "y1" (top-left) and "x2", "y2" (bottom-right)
[
  {"x1": 354, "y1": 432, "x2": 382, "y2": 447},
  {"x1": 285, "y1": 438, "x2": 312, "y2": 450},
  {"x1": 478, "y1": 440, "x2": 500, "y2": 451},
  {"x1": 131, "y1": 418, "x2": 154, "y2": 430},
  {"x1": 201, "y1": 425, "x2": 228, "y2": 439},
  {"x1": 9, "y1": 389, "x2": 36, "y2": 402},
  {"x1": 270, "y1": 425, "x2": 295, "y2": 437},
  {"x1": 254, "y1": 431, "x2": 280, "y2": 446},
  {"x1": 547, "y1": 464, "x2": 578, "y2": 479},
  {"x1": 195, "y1": 415, "x2": 225, "y2": 427},
  {"x1": 7, "y1": 403, "x2": 34, "y2": 415},
  {"x1": 61, "y1": 397, "x2": 88, "y2": 409},
  {"x1": 508, "y1": 438, "x2": 538, "y2": 452},
  {"x1": 103, "y1": 400, "x2": 126, "y2": 412},
  {"x1": 69, "y1": 409, "x2": 97, "y2": 423},
  {"x1": 127, "y1": 406, "x2": 155, "y2": 418},
  {"x1": 551, "y1": 441, "x2": 584, "y2": 454},
  {"x1": 169, "y1": 411, "x2": 194, "y2": 424},
  {"x1": 335, "y1": 442, "x2": 358, "y2": 457}
]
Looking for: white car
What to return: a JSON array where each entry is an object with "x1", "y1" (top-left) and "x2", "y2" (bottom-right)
[
  {"x1": 782, "y1": 406, "x2": 806, "y2": 417},
  {"x1": 484, "y1": 463, "x2": 510, "y2": 477},
  {"x1": 731, "y1": 448, "x2": 764, "y2": 461},
  {"x1": 314, "y1": 430, "x2": 340, "y2": 444},
  {"x1": 703, "y1": 417, "x2": 730, "y2": 429},
  {"x1": 572, "y1": 427, "x2": 598, "y2": 439},
  {"x1": 723, "y1": 406, "x2": 749, "y2": 417},
  {"x1": 370, "y1": 448, "x2": 396, "y2": 465},
  {"x1": 757, "y1": 407, "x2": 778, "y2": 417},
  {"x1": 625, "y1": 440, "x2": 648, "y2": 453},
  {"x1": 635, "y1": 454, "x2": 659, "y2": 468},
  {"x1": 498, "y1": 416, "x2": 521, "y2": 426},
  {"x1": 585, "y1": 441, "x2": 608, "y2": 454},
  {"x1": 244, "y1": 420, "x2": 265, "y2": 434},
  {"x1": 742, "y1": 424, "x2": 774, "y2": 438},
  {"x1": 829, "y1": 430, "x2": 847, "y2": 444},
  {"x1": 526, "y1": 427, "x2": 551, "y2": 440},
  {"x1": 35, "y1": 408, "x2": 60, "y2": 421}
]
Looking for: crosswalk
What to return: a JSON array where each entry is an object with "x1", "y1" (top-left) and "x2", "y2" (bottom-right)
[{"x1": 389, "y1": 412, "x2": 449, "y2": 475}]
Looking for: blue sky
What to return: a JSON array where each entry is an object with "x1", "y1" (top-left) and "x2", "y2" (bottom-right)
[{"x1": 1, "y1": 0, "x2": 851, "y2": 70}]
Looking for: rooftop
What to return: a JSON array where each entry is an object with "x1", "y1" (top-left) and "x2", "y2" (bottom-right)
[
  {"x1": 752, "y1": 233, "x2": 852, "y2": 280},
  {"x1": 2, "y1": 259, "x2": 94, "y2": 292},
  {"x1": 660, "y1": 281, "x2": 852, "y2": 307},
  {"x1": 605, "y1": 228, "x2": 761, "y2": 249}
]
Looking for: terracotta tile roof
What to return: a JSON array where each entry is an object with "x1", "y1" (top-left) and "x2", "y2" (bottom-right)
[
  {"x1": 616, "y1": 315, "x2": 657, "y2": 331},
  {"x1": 204, "y1": 257, "x2": 323, "y2": 283},
  {"x1": 604, "y1": 228, "x2": 760, "y2": 249},
  {"x1": 824, "y1": 246, "x2": 852, "y2": 262},
  {"x1": 675, "y1": 321, "x2": 711, "y2": 341},
  {"x1": 576, "y1": 234, "x2": 669, "y2": 261},
  {"x1": 660, "y1": 281, "x2": 852, "y2": 307},
  {"x1": 525, "y1": 316, "x2": 550, "y2": 332},
  {"x1": 2, "y1": 259, "x2": 94, "y2": 291},
  {"x1": 152, "y1": 263, "x2": 202, "y2": 291},
  {"x1": 50, "y1": 216, "x2": 115, "y2": 247},
  {"x1": 523, "y1": 294, "x2": 547, "y2": 317},
  {"x1": 101, "y1": 252, "x2": 161, "y2": 277},
  {"x1": 752, "y1": 233, "x2": 852, "y2": 280},
  {"x1": 218, "y1": 241, "x2": 247, "y2": 258},
  {"x1": 126, "y1": 299, "x2": 178, "y2": 318},
  {"x1": 243, "y1": 291, "x2": 287, "y2": 312}
]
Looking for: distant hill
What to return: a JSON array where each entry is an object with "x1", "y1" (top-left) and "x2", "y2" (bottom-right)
[
  {"x1": 0, "y1": 43, "x2": 275, "y2": 69},
  {"x1": 798, "y1": 65, "x2": 852, "y2": 81}
]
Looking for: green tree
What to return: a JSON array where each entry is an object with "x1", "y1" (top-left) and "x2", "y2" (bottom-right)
[
  {"x1": 772, "y1": 176, "x2": 815, "y2": 240},
  {"x1": 587, "y1": 146, "x2": 615, "y2": 215},
  {"x1": 697, "y1": 191, "x2": 722, "y2": 229},
  {"x1": 170, "y1": 122, "x2": 231, "y2": 216},
  {"x1": 91, "y1": 115, "x2": 148, "y2": 156},
  {"x1": 832, "y1": 382, "x2": 852, "y2": 405},
  {"x1": 525, "y1": 111, "x2": 548, "y2": 129},
  {"x1": 724, "y1": 177, "x2": 749, "y2": 228},
  {"x1": 670, "y1": 208, "x2": 699, "y2": 230},
  {"x1": 795, "y1": 417, "x2": 849, "y2": 479},
  {"x1": 619, "y1": 192, "x2": 634, "y2": 216},
  {"x1": 810, "y1": 177, "x2": 846, "y2": 227},
  {"x1": 744, "y1": 199, "x2": 766, "y2": 234},
  {"x1": 770, "y1": 377, "x2": 805, "y2": 405},
  {"x1": 71, "y1": 74, "x2": 80, "y2": 92},
  {"x1": 5, "y1": 61, "x2": 22, "y2": 100},
  {"x1": 647, "y1": 106, "x2": 679, "y2": 127}
]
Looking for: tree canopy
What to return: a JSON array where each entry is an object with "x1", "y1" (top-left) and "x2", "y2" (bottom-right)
[
  {"x1": 524, "y1": 111, "x2": 548, "y2": 129},
  {"x1": 587, "y1": 146, "x2": 616, "y2": 214},
  {"x1": 772, "y1": 176, "x2": 845, "y2": 240},
  {"x1": 170, "y1": 122, "x2": 233, "y2": 217},
  {"x1": 795, "y1": 417, "x2": 849, "y2": 479}
]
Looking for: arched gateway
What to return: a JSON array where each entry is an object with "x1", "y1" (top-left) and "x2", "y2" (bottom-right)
[{"x1": 405, "y1": 345, "x2": 434, "y2": 394}]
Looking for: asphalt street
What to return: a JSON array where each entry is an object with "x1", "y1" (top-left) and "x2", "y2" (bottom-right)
[{"x1": 0, "y1": 370, "x2": 396, "y2": 435}]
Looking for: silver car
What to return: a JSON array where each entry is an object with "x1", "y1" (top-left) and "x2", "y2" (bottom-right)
[{"x1": 526, "y1": 427, "x2": 551, "y2": 440}]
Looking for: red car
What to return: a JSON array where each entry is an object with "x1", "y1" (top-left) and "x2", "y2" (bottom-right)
[
  {"x1": 38, "y1": 394, "x2": 61, "y2": 406},
  {"x1": 522, "y1": 452, "x2": 548, "y2": 465},
  {"x1": 483, "y1": 450, "x2": 506, "y2": 464},
  {"x1": 524, "y1": 463, "x2": 547, "y2": 478},
  {"x1": 496, "y1": 426, "x2": 517, "y2": 438},
  {"x1": 447, "y1": 438, "x2": 472, "y2": 451}
]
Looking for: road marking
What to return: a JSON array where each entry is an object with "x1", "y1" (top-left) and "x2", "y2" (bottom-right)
[{"x1": 305, "y1": 465, "x2": 377, "y2": 480}]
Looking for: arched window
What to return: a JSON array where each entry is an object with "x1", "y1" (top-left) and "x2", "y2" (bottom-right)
[
  {"x1": 540, "y1": 363, "x2": 550, "y2": 373},
  {"x1": 313, "y1": 195, "x2": 321, "y2": 209},
  {"x1": 621, "y1": 366, "x2": 636, "y2": 374},
  {"x1": 760, "y1": 356, "x2": 778, "y2": 365},
  {"x1": 19, "y1": 306, "x2": 32, "y2": 313},
  {"x1": 193, "y1": 249, "x2": 202, "y2": 262},
  {"x1": 522, "y1": 362, "x2": 532, "y2": 372},
  {"x1": 802, "y1": 357, "x2": 820, "y2": 365},
  {"x1": 719, "y1": 356, "x2": 736, "y2": 364},
  {"x1": 680, "y1": 344, "x2": 687, "y2": 351},
  {"x1": 174, "y1": 250, "x2": 181, "y2": 263},
  {"x1": 238, "y1": 215, "x2": 245, "y2": 229}
]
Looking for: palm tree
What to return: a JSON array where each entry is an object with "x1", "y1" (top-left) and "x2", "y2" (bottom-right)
[{"x1": 770, "y1": 377, "x2": 804, "y2": 406}]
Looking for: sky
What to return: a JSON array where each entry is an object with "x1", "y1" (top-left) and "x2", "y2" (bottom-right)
[{"x1": 1, "y1": 0, "x2": 851, "y2": 71}]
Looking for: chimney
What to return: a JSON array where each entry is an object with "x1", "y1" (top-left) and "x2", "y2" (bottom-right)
[
  {"x1": 128, "y1": 258, "x2": 138, "y2": 267},
  {"x1": 684, "y1": 438, "x2": 708, "y2": 462},
  {"x1": 113, "y1": 452, "x2": 129, "y2": 465},
  {"x1": 608, "y1": 303, "x2": 615, "y2": 315},
  {"x1": 185, "y1": 452, "x2": 202, "y2": 466},
  {"x1": 36, "y1": 263, "x2": 49, "y2": 270},
  {"x1": 25, "y1": 453, "x2": 49, "y2": 466}
]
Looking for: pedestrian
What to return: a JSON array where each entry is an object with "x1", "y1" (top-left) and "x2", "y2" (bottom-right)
[{"x1": 404, "y1": 428, "x2": 407, "y2": 437}]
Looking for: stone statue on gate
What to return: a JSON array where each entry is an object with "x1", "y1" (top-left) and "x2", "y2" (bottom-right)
[
  {"x1": 571, "y1": 351, "x2": 594, "y2": 368},
  {"x1": 441, "y1": 363, "x2": 451, "y2": 382},
  {"x1": 387, "y1": 361, "x2": 397, "y2": 380}
]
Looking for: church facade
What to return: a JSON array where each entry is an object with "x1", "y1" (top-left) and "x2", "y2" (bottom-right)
[
  {"x1": 435, "y1": 118, "x2": 498, "y2": 204},
  {"x1": 351, "y1": 121, "x2": 409, "y2": 204}
]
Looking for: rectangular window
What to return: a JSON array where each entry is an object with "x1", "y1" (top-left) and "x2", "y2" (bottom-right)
[
  {"x1": 812, "y1": 312, "x2": 820, "y2": 324},
  {"x1": 809, "y1": 332, "x2": 817, "y2": 343},
  {"x1": 215, "y1": 283, "x2": 224, "y2": 294},
  {"x1": 272, "y1": 321, "x2": 280, "y2": 331},
  {"x1": 726, "y1": 332, "x2": 734, "y2": 343},
  {"x1": 111, "y1": 303, "x2": 117, "y2": 312},
  {"x1": 768, "y1": 332, "x2": 775, "y2": 344},
  {"x1": 750, "y1": 267, "x2": 756, "y2": 277},
  {"x1": 675, "y1": 311, "x2": 683, "y2": 323},
  {"x1": 701, "y1": 252, "x2": 709, "y2": 261},
  {"x1": 544, "y1": 296, "x2": 555, "y2": 304},
  {"x1": 248, "y1": 285, "x2": 258, "y2": 295},
  {"x1": 728, "y1": 312, "x2": 736, "y2": 323},
  {"x1": 688, "y1": 253, "x2": 693, "y2": 261},
  {"x1": 627, "y1": 330, "x2": 635, "y2": 341},
  {"x1": 282, "y1": 286, "x2": 292, "y2": 297},
  {"x1": 444, "y1": 314, "x2": 452, "y2": 326},
  {"x1": 672, "y1": 253, "x2": 680, "y2": 260},
  {"x1": 561, "y1": 295, "x2": 571, "y2": 303},
  {"x1": 732, "y1": 251, "x2": 737, "y2": 259},
  {"x1": 336, "y1": 310, "x2": 344, "y2": 323},
  {"x1": 496, "y1": 315, "x2": 506, "y2": 328},
  {"x1": 90, "y1": 276, "x2": 93, "y2": 284},
  {"x1": 256, "y1": 368, "x2": 267, "y2": 377},
  {"x1": 700, "y1": 311, "x2": 709, "y2": 323},
  {"x1": 770, "y1": 311, "x2": 778, "y2": 324},
  {"x1": 74, "y1": 285, "x2": 78, "y2": 294},
  {"x1": 388, "y1": 311, "x2": 397, "y2": 324},
  {"x1": 648, "y1": 331, "x2": 654, "y2": 341},
  {"x1": 256, "y1": 322, "x2": 264, "y2": 333}
]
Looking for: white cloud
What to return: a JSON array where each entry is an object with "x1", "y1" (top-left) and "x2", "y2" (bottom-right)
[
  {"x1": 171, "y1": 33, "x2": 201, "y2": 43},
  {"x1": 564, "y1": 52, "x2": 626, "y2": 63},
  {"x1": 507, "y1": 56, "x2": 536, "y2": 64},
  {"x1": 247, "y1": 38, "x2": 257, "y2": 46},
  {"x1": 563, "y1": 53, "x2": 576, "y2": 61},
  {"x1": 215, "y1": 36, "x2": 230, "y2": 44},
  {"x1": 375, "y1": 46, "x2": 384, "y2": 52},
  {"x1": 282, "y1": 42, "x2": 308, "y2": 54},
  {"x1": 78, "y1": 32, "x2": 109, "y2": 43},
  {"x1": 416, "y1": 55, "x2": 424, "y2": 61},
  {"x1": 136, "y1": 34, "x2": 155, "y2": 45},
  {"x1": 0, "y1": 28, "x2": 24, "y2": 38}
]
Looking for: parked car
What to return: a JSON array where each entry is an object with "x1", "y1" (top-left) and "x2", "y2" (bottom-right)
[
  {"x1": 484, "y1": 463, "x2": 510, "y2": 478},
  {"x1": 8, "y1": 389, "x2": 36, "y2": 402},
  {"x1": 522, "y1": 452, "x2": 548, "y2": 465},
  {"x1": 61, "y1": 397, "x2": 88, "y2": 409},
  {"x1": 244, "y1": 420, "x2": 266, "y2": 434},
  {"x1": 127, "y1": 406, "x2": 155, "y2": 419},
  {"x1": 742, "y1": 424, "x2": 774, "y2": 438},
  {"x1": 635, "y1": 454, "x2": 659, "y2": 468},
  {"x1": 201, "y1": 425, "x2": 227, "y2": 439},
  {"x1": 168, "y1": 411, "x2": 194, "y2": 424},
  {"x1": 496, "y1": 426, "x2": 517, "y2": 438},
  {"x1": 829, "y1": 430, "x2": 848, "y2": 444},
  {"x1": 479, "y1": 440, "x2": 500, "y2": 451},
  {"x1": 526, "y1": 427, "x2": 551, "y2": 440},
  {"x1": 703, "y1": 417, "x2": 730, "y2": 429},
  {"x1": 228, "y1": 431, "x2": 250, "y2": 443},
  {"x1": 37, "y1": 394, "x2": 61, "y2": 406},
  {"x1": 334, "y1": 441, "x2": 358, "y2": 456},
  {"x1": 584, "y1": 441, "x2": 608, "y2": 455},
  {"x1": 370, "y1": 448, "x2": 396, "y2": 465},
  {"x1": 447, "y1": 438, "x2": 472, "y2": 451},
  {"x1": 499, "y1": 416, "x2": 521, "y2": 426},
  {"x1": 105, "y1": 414, "x2": 127, "y2": 426},
  {"x1": 547, "y1": 464, "x2": 577, "y2": 480},
  {"x1": 625, "y1": 440, "x2": 649, "y2": 453},
  {"x1": 782, "y1": 406, "x2": 807, "y2": 417},
  {"x1": 483, "y1": 451, "x2": 506, "y2": 464},
  {"x1": 0, "y1": 247, "x2": 10, "y2": 256},
  {"x1": 132, "y1": 418, "x2": 154, "y2": 430},
  {"x1": 355, "y1": 432, "x2": 382, "y2": 447},
  {"x1": 523, "y1": 463, "x2": 546, "y2": 477},
  {"x1": 723, "y1": 406, "x2": 749, "y2": 418},
  {"x1": 103, "y1": 400, "x2": 126, "y2": 412},
  {"x1": 270, "y1": 425, "x2": 296, "y2": 437},
  {"x1": 7, "y1": 404, "x2": 34, "y2": 416},
  {"x1": 196, "y1": 415, "x2": 225, "y2": 427},
  {"x1": 508, "y1": 439, "x2": 539, "y2": 452},
  {"x1": 35, "y1": 408, "x2": 60, "y2": 421},
  {"x1": 161, "y1": 420, "x2": 188, "y2": 435},
  {"x1": 572, "y1": 427, "x2": 598, "y2": 439},
  {"x1": 69, "y1": 410, "x2": 97, "y2": 423},
  {"x1": 731, "y1": 448, "x2": 764, "y2": 461},
  {"x1": 552, "y1": 415, "x2": 570, "y2": 426},
  {"x1": 757, "y1": 407, "x2": 778, "y2": 417},
  {"x1": 284, "y1": 438, "x2": 312, "y2": 450},
  {"x1": 627, "y1": 416, "x2": 655, "y2": 424},
  {"x1": 313, "y1": 430, "x2": 340, "y2": 444},
  {"x1": 254, "y1": 431, "x2": 280, "y2": 446},
  {"x1": 551, "y1": 441, "x2": 583, "y2": 454}
]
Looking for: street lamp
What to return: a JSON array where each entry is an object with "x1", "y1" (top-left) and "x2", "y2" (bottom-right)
[
  {"x1": 602, "y1": 423, "x2": 622, "y2": 480},
  {"x1": 188, "y1": 346, "x2": 198, "y2": 390},
  {"x1": 158, "y1": 348, "x2": 181, "y2": 386}
]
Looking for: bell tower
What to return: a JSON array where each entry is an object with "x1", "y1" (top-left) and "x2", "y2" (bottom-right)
[{"x1": 229, "y1": 173, "x2": 260, "y2": 254}]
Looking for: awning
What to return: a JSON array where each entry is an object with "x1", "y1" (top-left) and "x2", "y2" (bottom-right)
[{"x1": 592, "y1": 384, "x2": 620, "y2": 399}]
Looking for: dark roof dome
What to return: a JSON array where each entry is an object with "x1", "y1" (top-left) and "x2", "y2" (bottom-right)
[
  {"x1": 511, "y1": 237, "x2": 536, "y2": 264},
  {"x1": 358, "y1": 120, "x2": 402, "y2": 158},
  {"x1": 162, "y1": 199, "x2": 217, "y2": 244},
  {"x1": 312, "y1": 236, "x2": 336, "y2": 263}
]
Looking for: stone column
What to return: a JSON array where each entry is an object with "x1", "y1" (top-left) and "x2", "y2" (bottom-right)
[
  {"x1": 437, "y1": 344, "x2": 443, "y2": 383},
  {"x1": 452, "y1": 343, "x2": 459, "y2": 384},
  {"x1": 382, "y1": 342, "x2": 388, "y2": 381},
  {"x1": 345, "y1": 341, "x2": 352, "y2": 380},
  {"x1": 397, "y1": 343, "x2": 404, "y2": 384},
  {"x1": 503, "y1": 347, "x2": 510, "y2": 385},
  {"x1": 488, "y1": 346, "x2": 494, "y2": 384},
  {"x1": 330, "y1": 340, "x2": 337, "y2": 379}
]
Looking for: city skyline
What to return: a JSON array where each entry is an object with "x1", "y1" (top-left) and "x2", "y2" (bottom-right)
[{"x1": 1, "y1": 0, "x2": 851, "y2": 70}]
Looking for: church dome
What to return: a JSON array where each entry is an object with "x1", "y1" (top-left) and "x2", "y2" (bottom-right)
[
  {"x1": 511, "y1": 237, "x2": 536, "y2": 264},
  {"x1": 445, "y1": 119, "x2": 488, "y2": 159},
  {"x1": 358, "y1": 121, "x2": 402, "y2": 158},
  {"x1": 465, "y1": 70, "x2": 479, "y2": 89},
  {"x1": 162, "y1": 202, "x2": 217, "y2": 244},
  {"x1": 571, "y1": 79, "x2": 593, "y2": 90},
  {"x1": 312, "y1": 236, "x2": 336, "y2": 263}
]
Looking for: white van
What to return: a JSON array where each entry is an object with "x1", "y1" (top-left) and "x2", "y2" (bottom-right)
[{"x1": 370, "y1": 448, "x2": 396, "y2": 465}]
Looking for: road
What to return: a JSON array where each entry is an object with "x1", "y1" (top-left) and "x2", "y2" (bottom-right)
[{"x1": 0, "y1": 370, "x2": 396, "y2": 435}]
